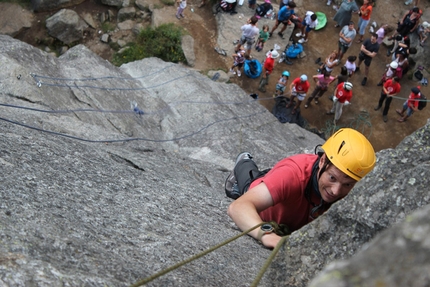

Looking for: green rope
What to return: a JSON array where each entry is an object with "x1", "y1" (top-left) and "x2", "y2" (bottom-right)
[
  {"x1": 250, "y1": 235, "x2": 289, "y2": 287},
  {"x1": 320, "y1": 119, "x2": 339, "y2": 139},
  {"x1": 348, "y1": 110, "x2": 372, "y2": 138},
  {"x1": 129, "y1": 223, "x2": 265, "y2": 287}
]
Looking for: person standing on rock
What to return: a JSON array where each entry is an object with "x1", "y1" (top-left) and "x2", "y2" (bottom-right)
[
  {"x1": 269, "y1": 1, "x2": 296, "y2": 39},
  {"x1": 225, "y1": 128, "x2": 376, "y2": 248},
  {"x1": 176, "y1": 0, "x2": 187, "y2": 19},
  {"x1": 374, "y1": 76, "x2": 401, "y2": 123},
  {"x1": 255, "y1": 24, "x2": 270, "y2": 52},
  {"x1": 229, "y1": 47, "x2": 246, "y2": 77},
  {"x1": 236, "y1": 16, "x2": 260, "y2": 56}
]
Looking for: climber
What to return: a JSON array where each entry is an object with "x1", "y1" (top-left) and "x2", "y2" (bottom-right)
[{"x1": 225, "y1": 128, "x2": 376, "y2": 248}]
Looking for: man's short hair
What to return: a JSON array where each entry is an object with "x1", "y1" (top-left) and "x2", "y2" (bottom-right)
[
  {"x1": 288, "y1": 2, "x2": 296, "y2": 8},
  {"x1": 250, "y1": 16, "x2": 258, "y2": 24},
  {"x1": 409, "y1": 47, "x2": 417, "y2": 54},
  {"x1": 311, "y1": 13, "x2": 317, "y2": 21},
  {"x1": 370, "y1": 33, "x2": 377, "y2": 39},
  {"x1": 412, "y1": 7, "x2": 419, "y2": 13},
  {"x1": 349, "y1": 21, "x2": 354, "y2": 26}
]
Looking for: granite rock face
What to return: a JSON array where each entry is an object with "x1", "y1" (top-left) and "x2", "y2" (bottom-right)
[
  {"x1": 308, "y1": 204, "x2": 430, "y2": 287},
  {"x1": 0, "y1": 35, "x2": 323, "y2": 286}
]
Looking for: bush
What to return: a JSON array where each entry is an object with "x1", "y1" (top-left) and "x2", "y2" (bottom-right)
[
  {"x1": 160, "y1": 0, "x2": 176, "y2": 5},
  {"x1": 101, "y1": 22, "x2": 116, "y2": 33},
  {"x1": 0, "y1": 0, "x2": 29, "y2": 7},
  {"x1": 112, "y1": 23, "x2": 187, "y2": 66}
]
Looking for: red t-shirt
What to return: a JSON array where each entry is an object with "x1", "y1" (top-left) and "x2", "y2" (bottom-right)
[
  {"x1": 264, "y1": 57, "x2": 275, "y2": 74},
  {"x1": 292, "y1": 77, "x2": 310, "y2": 93},
  {"x1": 383, "y1": 79, "x2": 401, "y2": 95},
  {"x1": 250, "y1": 154, "x2": 323, "y2": 232},
  {"x1": 335, "y1": 83, "x2": 352, "y2": 103},
  {"x1": 360, "y1": 4, "x2": 372, "y2": 20},
  {"x1": 407, "y1": 92, "x2": 421, "y2": 108}
]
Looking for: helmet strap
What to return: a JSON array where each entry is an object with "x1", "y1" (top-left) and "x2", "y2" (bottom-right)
[{"x1": 305, "y1": 157, "x2": 331, "y2": 219}]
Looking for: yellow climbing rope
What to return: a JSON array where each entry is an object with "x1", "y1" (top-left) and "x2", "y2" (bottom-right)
[{"x1": 130, "y1": 223, "x2": 266, "y2": 287}]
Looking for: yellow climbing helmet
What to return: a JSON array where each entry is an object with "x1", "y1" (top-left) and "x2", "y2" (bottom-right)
[{"x1": 322, "y1": 128, "x2": 376, "y2": 181}]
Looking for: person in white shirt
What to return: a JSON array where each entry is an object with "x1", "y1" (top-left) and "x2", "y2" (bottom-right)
[
  {"x1": 295, "y1": 11, "x2": 318, "y2": 43},
  {"x1": 236, "y1": 16, "x2": 260, "y2": 56},
  {"x1": 344, "y1": 55, "x2": 357, "y2": 78}
]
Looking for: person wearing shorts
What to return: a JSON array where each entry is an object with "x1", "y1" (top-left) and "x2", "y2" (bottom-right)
[
  {"x1": 274, "y1": 71, "x2": 290, "y2": 97},
  {"x1": 236, "y1": 16, "x2": 260, "y2": 56},
  {"x1": 287, "y1": 74, "x2": 310, "y2": 115},
  {"x1": 295, "y1": 11, "x2": 318, "y2": 43},
  {"x1": 269, "y1": 1, "x2": 296, "y2": 38},
  {"x1": 396, "y1": 87, "x2": 421, "y2": 122},
  {"x1": 356, "y1": 33, "x2": 379, "y2": 86},
  {"x1": 229, "y1": 48, "x2": 246, "y2": 77}
]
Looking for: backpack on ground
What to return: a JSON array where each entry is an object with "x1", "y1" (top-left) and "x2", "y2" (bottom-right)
[
  {"x1": 285, "y1": 43, "x2": 303, "y2": 59},
  {"x1": 244, "y1": 59, "x2": 262, "y2": 78},
  {"x1": 414, "y1": 70, "x2": 423, "y2": 81},
  {"x1": 255, "y1": 3, "x2": 272, "y2": 17},
  {"x1": 418, "y1": 93, "x2": 426, "y2": 110}
]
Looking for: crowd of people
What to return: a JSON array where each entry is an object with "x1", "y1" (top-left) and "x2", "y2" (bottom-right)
[
  {"x1": 223, "y1": 0, "x2": 427, "y2": 249},
  {"x1": 221, "y1": 0, "x2": 427, "y2": 124}
]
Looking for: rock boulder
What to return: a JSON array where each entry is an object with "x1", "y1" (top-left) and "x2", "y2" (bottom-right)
[
  {"x1": 0, "y1": 3, "x2": 33, "y2": 37},
  {"x1": 46, "y1": 9, "x2": 89, "y2": 45}
]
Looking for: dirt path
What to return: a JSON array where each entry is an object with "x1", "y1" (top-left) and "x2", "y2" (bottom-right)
[{"x1": 15, "y1": 0, "x2": 429, "y2": 152}]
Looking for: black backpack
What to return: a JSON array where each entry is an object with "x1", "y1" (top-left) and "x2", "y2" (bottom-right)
[
  {"x1": 418, "y1": 93, "x2": 426, "y2": 110},
  {"x1": 255, "y1": 3, "x2": 271, "y2": 16}
]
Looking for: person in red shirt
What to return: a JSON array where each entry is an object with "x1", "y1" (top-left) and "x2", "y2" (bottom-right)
[
  {"x1": 258, "y1": 50, "x2": 279, "y2": 92},
  {"x1": 287, "y1": 74, "x2": 310, "y2": 115},
  {"x1": 356, "y1": 0, "x2": 373, "y2": 43},
  {"x1": 374, "y1": 76, "x2": 401, "y2": 122},
  {"x1": 225, "y1": 128, "x2": 376, "y2": 249},
  {"x1": 326, "y1": 81, "x2": 353, "y2": 124},
  {"x1": 396, "y1": 86, "x2": 421, "y2": 122}
]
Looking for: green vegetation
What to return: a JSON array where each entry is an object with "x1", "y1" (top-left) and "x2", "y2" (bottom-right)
[
  {"x1": 160, "y1": 0, "x2": 176, "y2": 6},
  {"x1": 112, "y1": 23, "x2": 186, "y2": 66},
  {"x1": 101, "y1": 22, "x2": 116, "y2": 33},
  {"x1": 0, "y1": 0, "x2": 29, "y2": 7}
]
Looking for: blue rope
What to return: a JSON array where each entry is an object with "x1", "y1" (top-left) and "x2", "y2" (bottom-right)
[{"x1": 0, "y1": 111, "x2": 265, "y2": 143}]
